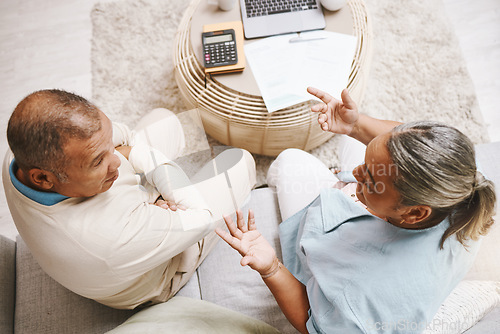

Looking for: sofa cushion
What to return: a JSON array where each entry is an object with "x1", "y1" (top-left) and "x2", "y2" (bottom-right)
[
  {"x1": 106, "y1": 296, "x2": 280, "y2": 334},
  {"x1": 423, "y1": 280, "x2": 500, "y2": 334},
  {"x1": 196, "y1": 188, "x2": 297, "y2": 333},
  {"x1": 15, "y1": 236, "x2": 136, "y2": 334},
  {"x1": 0, "y1": 235, "x2": 15, "y2": 334},
  {"x1": 464, "y1": 306, "x2": 500, "y2": 334},
  {"x1": 465, "y1": 142, "x2": 500, "y2": 281},
  {"x1": 175, "y1": 268, "x2": 202, "y2": 299}
]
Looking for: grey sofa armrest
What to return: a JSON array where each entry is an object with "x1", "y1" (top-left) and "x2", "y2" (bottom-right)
[
  {"x1": 464, "y1": 306, "x2": 500, "y2": 333},
  {"x1": 14, "y1": 236, "x2": 136, "y2": 334},
  {"x1": 476, "y1": 141, "x2": 500, "y2": 191},
  {"x1": 0, "y1": 235, "x2": 15, "y2": 334}
]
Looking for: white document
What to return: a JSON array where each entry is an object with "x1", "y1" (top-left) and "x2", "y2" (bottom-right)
[{"x1": 244, "y1": 30, "x2": 357, "y2": 112}]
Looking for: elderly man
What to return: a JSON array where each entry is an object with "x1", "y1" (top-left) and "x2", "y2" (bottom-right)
[{"x1": 2, "y1": 89, "x2": 256, "y2": 309}]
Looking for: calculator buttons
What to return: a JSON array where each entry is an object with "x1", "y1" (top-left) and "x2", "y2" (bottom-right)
[{"x1": 202, "y1": 31, "x2": 238, "y2": 68}]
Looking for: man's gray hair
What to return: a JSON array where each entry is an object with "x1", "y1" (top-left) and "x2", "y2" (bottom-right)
[
  {"x1": 7, "y1": 89, "x2": 102, "y2": 181},
  {"x1": 387, "y1": 121, "x2": 496, "y2": 248}
]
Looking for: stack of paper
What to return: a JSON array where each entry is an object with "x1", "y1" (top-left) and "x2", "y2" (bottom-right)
[{"x1": 244, "y1": 30, "x2": 357, "y2": 112}]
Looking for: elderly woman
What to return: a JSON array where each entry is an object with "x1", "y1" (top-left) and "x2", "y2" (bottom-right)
[{"x1": 216, "y1": 87, "x2": 496, "y2": 334}]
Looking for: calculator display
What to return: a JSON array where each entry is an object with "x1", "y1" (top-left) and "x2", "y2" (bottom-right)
[
  {"x1": 202, "y1": 29, "x2": 238, "y2": 68},
  {"x1": 203, "y1": 34, "x2": 233, "y2": 45}
]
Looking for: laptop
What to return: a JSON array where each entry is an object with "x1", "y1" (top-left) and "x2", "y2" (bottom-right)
[{"x1": 240, "y1": 0, "x2": 326, "y2": 39}]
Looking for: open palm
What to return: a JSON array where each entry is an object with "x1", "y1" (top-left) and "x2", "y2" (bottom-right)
[
  {"x1": 216, "y1": 210, "x2": 277, "y2": 275},
  {"x1": 307, "y1": 87, "x2": 359, "y2": 135}
]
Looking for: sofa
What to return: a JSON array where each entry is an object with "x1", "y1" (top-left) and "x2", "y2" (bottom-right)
[{"x1": 1, "y1": 142, "x2": 500, "y2": 334}]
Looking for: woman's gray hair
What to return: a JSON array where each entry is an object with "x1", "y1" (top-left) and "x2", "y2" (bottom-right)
[
  {"x1": 387, "y1": 121, "x2": 496, "y2": 249},
  {"x1": 7, "y1": 89, "x2": 102, "y2": 182}
]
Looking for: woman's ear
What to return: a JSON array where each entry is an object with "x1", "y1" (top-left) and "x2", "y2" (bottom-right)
[
  {"x1": 27, "y1": 168, "x2": 56, "y2": 191},
  {"x1": 402, "y1": 205, "x2": 433, "y2": 225}
]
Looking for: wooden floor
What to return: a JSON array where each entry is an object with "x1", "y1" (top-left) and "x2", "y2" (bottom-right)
[{"x1": 0, "y1": 0, "x2": 499, "y2": 239}]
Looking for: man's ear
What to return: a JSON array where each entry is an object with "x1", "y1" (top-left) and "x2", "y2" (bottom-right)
[
  {"x1": 27, "y1": 168, "x2": 57, "y2": 191},
  {"x1": 402, "y1": 205, "x2": 433, "y2": 225}
]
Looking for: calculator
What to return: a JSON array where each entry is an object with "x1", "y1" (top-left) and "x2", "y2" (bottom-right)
[{"x1": 202, "y1": 29, "x2": 238, "y2": 68}]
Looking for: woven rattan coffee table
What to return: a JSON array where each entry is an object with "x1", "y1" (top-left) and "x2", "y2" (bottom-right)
[{"x1": 174, "y1": 0, "x2": 372, "y2": 156}]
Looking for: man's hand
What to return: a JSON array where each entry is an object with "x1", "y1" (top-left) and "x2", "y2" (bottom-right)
[
  {"x1": 307, "y1": 87, "x2": 359, "y2": 135},
  {"x1": 154, "y1": 198, "x2": 186, "y2": 211},
  {"x1": 115, "y1": 145, "x2": 132, "y2": 160},
  {"x1": 216, "y1": 210, "x2": 278, "y2": 277}
]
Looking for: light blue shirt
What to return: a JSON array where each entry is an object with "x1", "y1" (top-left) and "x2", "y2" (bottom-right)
[{"x1": 279, "y1": 188, "x2": 479, "y2": 334}]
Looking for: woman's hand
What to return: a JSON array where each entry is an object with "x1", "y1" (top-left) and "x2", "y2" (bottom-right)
[
  {"x1": 216, "y1": 210, "x2": 278, "y2": 277},
  {"x1": 219, "y1": 211, "x2": 311, "y2": 334},
  {"x1": 307, "y1": 87, "x2": 359, "y2": 135}
]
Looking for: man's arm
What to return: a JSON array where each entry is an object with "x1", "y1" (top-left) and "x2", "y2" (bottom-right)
[
  {"x1": 102, "y1": 148, "x2": 215, "y2": 277},
  {"x1": 112, "y1": 120, "x2": 193, "y2": 203},
  {"x1": 108, "y1": 195, "x2": 214, "y2": 278},
  {"x1": 128, "y1": 143, "x2": 210, "y2": 212}
]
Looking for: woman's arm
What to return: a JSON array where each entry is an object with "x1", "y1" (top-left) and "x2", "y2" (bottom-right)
[
  {"x1": 262, "y1": 263, "x2": 310, "y2": 334},
  {"x1": 350, "y1": 114, "x2": 402, "y2": 145},
  {"x1": 216, "y1": 210, "x2": 310, "y2": 334},
  {"x1": 307, "y1": 87, "x2": 401, "y2": 145}
]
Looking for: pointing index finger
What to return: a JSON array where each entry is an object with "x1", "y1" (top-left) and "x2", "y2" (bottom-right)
[{"x1": 307, "y1": 86, "x2": 333, "y2": 105}]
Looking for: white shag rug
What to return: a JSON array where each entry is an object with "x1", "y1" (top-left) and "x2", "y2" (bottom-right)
[{"x1": 91, "y1": 0, "x2": 488, "y2": 185}]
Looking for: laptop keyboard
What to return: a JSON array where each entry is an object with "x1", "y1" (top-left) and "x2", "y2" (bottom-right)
[{"x1": 245, "y1": 0, "x2": 319, "y2": 18}]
